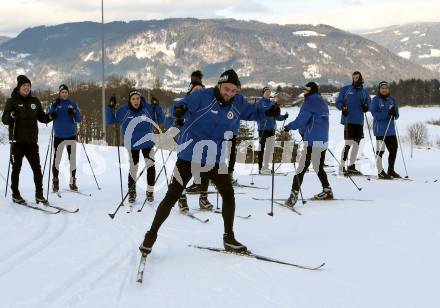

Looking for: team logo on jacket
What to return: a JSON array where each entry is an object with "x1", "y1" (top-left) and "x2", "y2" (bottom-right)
[
  {"x1": 31, "y1": 104, "x2": 36, "y2": 110},
  {"x1": 227, "y1": 111, "x2": 234, "y2": 120}
]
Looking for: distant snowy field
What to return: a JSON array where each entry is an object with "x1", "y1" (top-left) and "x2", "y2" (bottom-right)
[{"x1": 0, "y1": 106, "x2": 439, "y2": 308}]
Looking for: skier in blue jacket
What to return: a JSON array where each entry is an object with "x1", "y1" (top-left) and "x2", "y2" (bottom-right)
[
  {"x1": 139, "y1": 69, "x2": 280, "y2": 255},
  {"x1": 336, "y1": 71, "x2": 371, "y2": 175},
  {"x1": 283, "y1": 82, "x2": 333, "y2": 207},
  {"x1": 48, "y1": 84, "x2": 82, "y2": 192},
  {"x1": 107, "y1": 89, "x2": 164, "y2": 203},
  {"x1": 256, "y1": 87, "x2": 288, "y2": 174},
  {"x1": 370, "y1": 81, "x2": 401, "y2": 179}
]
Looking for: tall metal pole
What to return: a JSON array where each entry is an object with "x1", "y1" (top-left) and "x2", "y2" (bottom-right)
[{"x1": 101, "y1": 0, "x2": 106, "y2": 141}]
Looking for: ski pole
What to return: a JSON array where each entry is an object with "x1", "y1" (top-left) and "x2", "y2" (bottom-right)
[
  {"x1": 115, "y1": 125, "x2": 124, "y2": 203},
  {"x1": 394, "y1": 120, "x2": 409, "y2": 178},
  {"x1": 5, "y1": 121, "x2": 17, "y2": 197},
  {"x1": 110, "y1": 164, "x2": 148, "y2": 219},
  {"x1": 364, "y1": 113, "x2": 376, "y2": 157},
  {"x1": 42, "y1": 128, "x2": 52, "y2": 177},
  {"x1": 328, "y1": 148, "x2": 362, "y2": 191},
  {"x1": 374, "y1": 116, "x2": 393, "y2": 171},
  {"x1": 46, "y1": 126, "x2": 54, "y2": 201},
  {"x1": 268, "y1": 149, "x2": 275, "y2": 217},
  {"x1": 153, "y1": 150, "x2": 173, "y2": 185},
  {"x1": 81, "y1": 142, "x2": 101, "y2": 190}
]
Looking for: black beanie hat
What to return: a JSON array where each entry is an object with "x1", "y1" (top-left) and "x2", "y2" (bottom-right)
[
  {"x1": 59, "y1": 84, "x2": 69, "y2": 92},
  {"x1": 17, "y1": 75, "x2": 31, "y2": 88},
  {"x1": 378, "y1": 81, "x2": 389, "y2": 88},
  {"x1": 304, "y1": 82, "x2": 319, "y2": 94},
  {"x1": 128, "y1": 89, "x2": 142, "y2": 100},
  {"x1": 262, "y1": 86, "x2": 270, "y2": 94},
  {"x1": 218, "y1": 69, "x2": 241, "y2": 87},
  {"x1": 191, "y1": 70, "x2": 203, "y2": 83}
]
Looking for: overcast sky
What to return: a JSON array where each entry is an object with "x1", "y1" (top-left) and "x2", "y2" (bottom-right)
[{"x1": 1, "y1": 0, "x2": 439, "y2": 37}]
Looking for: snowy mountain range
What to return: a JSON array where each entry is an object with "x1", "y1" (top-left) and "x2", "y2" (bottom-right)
[
  {"x1": 0, "y1": 19, "x2": 438, "y2": 92},
  {"x1": 0, "y1": 36, "x2": 10, "y2": 44},
  {"x1": 361, "y1": 22, "x2": 440, "y2": 74}
]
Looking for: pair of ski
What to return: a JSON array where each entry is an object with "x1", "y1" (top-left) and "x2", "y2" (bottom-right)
[
  {"x1": 54, "y1": 189, "x2": 92, "y2": 198},
  {"x1": 136, "y1": 245, "x2": 325, "y2": 283},
  {"x1": 13, "y1": 200, "x2": 79, "y2": 214}
]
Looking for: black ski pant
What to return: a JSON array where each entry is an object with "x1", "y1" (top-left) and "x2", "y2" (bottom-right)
[
  {"x1": 128, "y1": 148, "x2": 155, "y2": 192},
  {"x1": 375, "y1": 135, "x2": 398, "y2": 173},
  {"x1": 10, "y1": 143, "x2": 44, "y2": 195},
  {"x1": 258, "y1": 130, "x2": 275, "y2": 171},
  {"x1": 52, "y1": 136, "x2": 77, "y2": 179},
  {"x1": 149, "y1": 159, "x2": 235, "y2": 235},
  {"x1": 342, "y1": 123, "x2": 364, "y2": 168},
  {"x1": 228, "y1": 135, "x2": 237, "y2": 174},
  {"x1": 292, "y1": 146, "x2": 330, "y2": 192}
]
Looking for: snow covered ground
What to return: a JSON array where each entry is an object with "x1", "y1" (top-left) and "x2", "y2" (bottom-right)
[{"x1": 0, "y1": 106, "x2": 439, "y2": 308}]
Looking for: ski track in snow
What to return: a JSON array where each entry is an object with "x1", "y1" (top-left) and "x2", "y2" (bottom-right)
[{"x1": 1, "y1": 106, "x2": 440, "y2": 307}]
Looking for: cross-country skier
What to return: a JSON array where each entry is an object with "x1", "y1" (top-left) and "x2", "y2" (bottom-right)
[
  {"x1": 106, "y1": 89, "x2": 164, "y2": 203},
  {"x1": 48, "y1": 84, "x2": 82, "y2": 192},
  {"x1": 256, "y1": 87, "x2": 288, "y2": 174},
  {"x1": 2, "y1": 75, "x2": 53, "y2": 204},
  {"x1": 165, "y1": 72, "x2": 214, "y2": 212},
  {"x1": 370, "y1": 81, "x2": 401, "y2": 179},
  {"x1": 139, "y1": 69, "x2": 280, "y2": 254},
  {"x1": 283, "y1": 82, "x2": 333, "y2": 207},
  {"x1": 336, "y1": 71, "x2": 370, "y2": 175}
]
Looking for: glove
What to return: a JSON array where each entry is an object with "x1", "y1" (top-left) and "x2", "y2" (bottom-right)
[
  {"x1": 49, "y1": 112, "x2": 57, "y2": 120},
  {"x1": 67, "y1": 106, "x2": 75, "y2": 115},
  {"x1": 283, "y1": 113, "x2": 289, "y2": 120},
  {"x1": 362, "y1": 102, "x2": 369, "y2": 113},
  {"x1": 108, "y1": 96, "x2": 117, "y2": 108},
  {"x1": 175, "y1": 118, "x2": 185, "y2": 126},
  {"x1": 10, "y1": 110, "x2": 17, "y2": 119},
  {"x1": 283, "y1": 126, "x2": 290, "y2": 132},
  {"x1": 151, "y1": 97, "x2": 159, "y2": 105},
  {"x1": 174, "y1": 105, "x2": 188, "y2": 118},
  {"x1": 388, "y1": 105, "x2": 397, "y2": 117},
  {"x1": 342, "y1": 105, "x2": 349, "y2": 117},
  {"x1": 265, "y1": 104, "x2": 281, "y2": 117}
]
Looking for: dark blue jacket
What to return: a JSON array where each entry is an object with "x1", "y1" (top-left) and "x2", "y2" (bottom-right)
[
  {"x1": 176, "y1": 88, "x2": 266, "y2": 164},
  {"x1": 256, "y1": 98, "x2": 285, "y2": 131},
  {"x1": 106, "y1": 97, "x2": 164, "y2": 150},
  {"x1": 336, "y1": 85, "x2": 370, "y2": 125},
  {"x1": 285, "y1": 93, "x2": 329, "y2": 148},
  {"x1": 48, "y1": 99, "x2": 82, "y2": 138},
  {"x1": 370, "y1": 95, "x2": 399, "y2": 137}
]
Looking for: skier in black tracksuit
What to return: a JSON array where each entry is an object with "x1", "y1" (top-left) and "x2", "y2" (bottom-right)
[
  {"x1": 336, "y1": 71, "x2": 371, "y2": 175},
  {"x1": 2, "y1": 75, "x2": 53, "y2": 204},
  {"x1": 139, "y1": 69, "x2": 280, "y2": 254},
  {"x1": 369, "y1": 81, "x2": 401, "y2": 179},
  {"x1": 48, "y1": 84, "x2": 82, "y2": 192}
]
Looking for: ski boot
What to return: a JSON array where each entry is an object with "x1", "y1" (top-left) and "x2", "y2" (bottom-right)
[
  {"x1": 69, "y1": 177, "x2": 78, "y2": 191},
  {"x1": 260, "y1": 167, "x2": 271, "y2": 175},
  {"x1": 178, "y1": 195, "x2": 189, "y2": 213},
  {"x1": 186, "y1": 183, "x2": 199, "y2": 193},
  {"x1": 129, "y1": 188, "x2": 136, "y2": 204},
  {"x1": 284, "y1": 190, "x2": 299, "y2": 208},
  {"x1": 52, "y1": 176, "x2": 59, "y2": 193},
  {"x1": 313, "y1": 187, "x2": 334, "y2": 200},
  {"x1": 146, "y1": 191, "x2": 154, "y2": 203},
  {"x1": 12, "y1": 192, "x2": 26, "y2": 204},
  {"x1": 199, "y1": 194, "x2": 213, "y2": 211},
  {"x1": 346, "y1": 165, "x2": 362, "y2": 176},
  {"x1": 139, "y1": 231, "x2": 157, "y2": 255},
  {"x1": 378, "y1": 171, "x2": 392, "y2": 180},
  {"x1": 35, "y1": 191, "x2": 49, "y2": 205},
  {"x1": 387, "y1": 170, "x2": 401, "y2": 179},
  {"x1": 223, "y1": 232, "x2": 247, "y2": 253}
]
